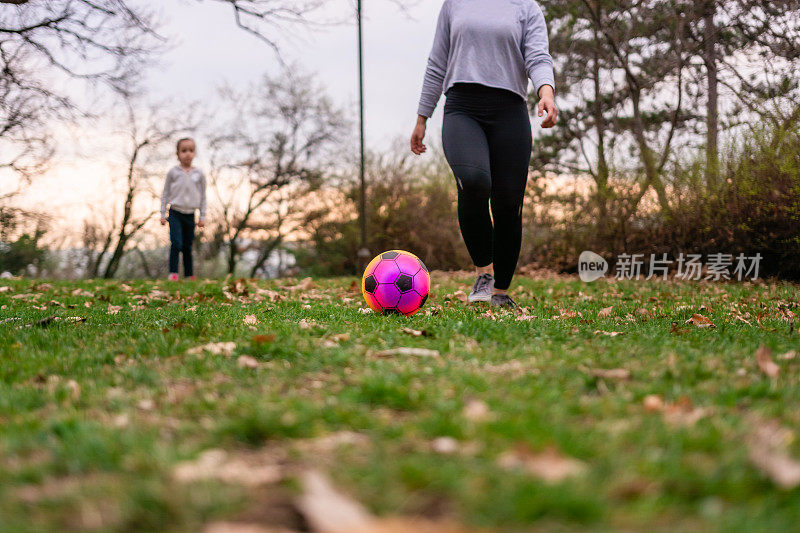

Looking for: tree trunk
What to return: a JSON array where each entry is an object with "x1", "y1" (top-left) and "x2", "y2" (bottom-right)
[
  {"x1": 102, "y1": 140, "x2": 148, "y2": 279},
  {"x1": 592, "y1": 22, "x2": 611, "y2": 239},
  {"x1": 90, "y1": 231, "x2": 114, "y2": 278},
  {"x1": 102, "y1": 188, "x2": 134, "y2": 278},
  {"x1": 134, "y1": 247, "x2": 152, "y2": 278},
  {"x1": 630, "y1": 89, "x2": 672, "y2": 217},
  {"x1": 250, "y1": 235, "x2": 283, "y2": 278},
  {"x1": 703, "y1": 0, "x2": 719, "y2": 183},
  {"x1": 227, "y1": 237, "x2": 238, "y2": 275}
]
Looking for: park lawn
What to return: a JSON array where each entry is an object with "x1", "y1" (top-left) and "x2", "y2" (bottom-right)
[{"x1": 0, "y1": 274, "x2": 799, "y2": 532}]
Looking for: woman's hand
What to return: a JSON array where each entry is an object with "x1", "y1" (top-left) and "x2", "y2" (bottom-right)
[
  {"x1": 537, "y1": 85, "x2": 558, "y2": 128},
  {"x1": 410, "y1": 115, "x2": 428, "y2": 155}
]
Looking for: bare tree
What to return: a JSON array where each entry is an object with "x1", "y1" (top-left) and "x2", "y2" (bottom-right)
[
  {"x1": 0, "y1": 0, "x2": 330, "y2": 196},
  {"x1": 211, "y1": 0, "x2": 328, "y2": 56},
  {"x1": 208, "y1": 66, "x2": 348, "y2": 275},
  {"x1": 85, "y1": 95, "x2": 194, "y2": 279},
  {"x1": 0, "y1": 0, "x2": 163, "y2": 204}
]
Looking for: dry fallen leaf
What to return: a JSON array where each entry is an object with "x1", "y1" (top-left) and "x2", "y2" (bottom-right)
[
  {"x1": 71, "y1": 288, "x2": 94, "y2": 297},
  {"x1": 65, "y1": 379, "x2": 81, "y2": 401},
  {"x1": 685, "y1": 314, "x2": 715, "y2": 328},
  {"x1": 593, "y1": 330, "x2": 625, "y2": 337},
  {"x1": 36, "y1": 316, "x2": 57, "y2": 327},
  {"x1": 462, "y1": 399, "x2": 491, "y2": 422},
  {"x1": 372, "y1": 347, "x2": 439, "y2": 358},
  {"x1": 598, "y1": 306, "x2": 613, "y2": 317},
  {"x1": 138, "y1": 399, "x2": 155, "y2": 411},
  {"x1": 187, "y1": 342, "x2": 237, "y2": 357},
  {"x1": 11, "y1": 293, "x2": 34, "y2": 300},
  {"x1": 747, "y1": 421, "x2": 800, "y2": 489},
  {"x1": 497, "y1": 445, "x2": 587, "y2": 483},
  {"x1": 400, "y1": 327, "x2": 424, "y2": 337},
  {"x1": 446, "y1": 290, "x2": 468, "y2": 303},
  {"x1": 643, "y1": 394, "x2": 664, "y2": 412},
  {"x1": 284, "y1": 277, "x2": 315, "y2": 291},
  {"x1": 107, "y1": 305, "x2": 122, "y2": 315},
  {"x1": 204, "y1": 522, "x2": 293, "y2": 533},
  {"x1": 254, "y1": 287, "x2": 282, "y2": 302},
  {"x1": 297, "y1": 471, "x2": 475, "y2": 533},
  {"x1": 237, "y1": 355, "x2": 260, "y2": 369},
  {"x1": 779, "y1": 350, "x2": 797, "y2": 361},
  {"x1": 252, "y1": 334, "x2": 276, "y2": 344},
  {"x1": 755, "y1": 344, "x2": 780, "y2": 378},
  {"x1": 293, "y1": 431, "x2": 370, "y2": 455},
  {"x1": 174, "y1": 449, "x2": 283, "y2": 487},
  {"x1": 661, "y1": 396, "x2": 710, "y2": 426},
  {"x1": 431, "y1": 437, "x2": 459, "y2": 454},
  {"x1": 586, "y1": 368, "x2": 631, "y2": 380},
  {"x1": 297, "y1": 470, "x2": 372, "y2": 532},
  {"x1": 243, "y1": 314, "x2": 259, "y2": 326}
]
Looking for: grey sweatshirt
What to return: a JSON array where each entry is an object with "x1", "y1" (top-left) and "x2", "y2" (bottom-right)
[
  {"x1": 160, "y1": 166, "x2": 207, "y2": 221},
  {"x1": 417, "y1": 0, "x2": 555, "y2": 118}
]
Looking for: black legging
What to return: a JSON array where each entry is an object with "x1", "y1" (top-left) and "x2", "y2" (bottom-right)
[
  {"x1": 168, "y1": 208, "x2": 195, "y2": 276},
  {"x1": 442, "y1": 83, "x2": 532, "y2": 291}
]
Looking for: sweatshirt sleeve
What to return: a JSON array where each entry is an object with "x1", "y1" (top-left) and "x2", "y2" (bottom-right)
[
  {"x1": 160, "y1": 169, "x2": 172, "y2": 219},
  {"x1": 523, "y1": 2, "x2": 555, "y2": 97},
  {"x1": 416, "y1": 1, "x2": 451, "y2": 118},
  {"x1": 198, "y1": 171, "x2": 207, "y2": 222}
]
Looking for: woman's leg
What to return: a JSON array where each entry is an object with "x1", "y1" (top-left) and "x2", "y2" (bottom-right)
[
  {"x1": 167, "y1": 210, "x2": 182, "y2": 275},
  {"x1": 485, "y1": 104, "x2": 532, "y2": 292},
  {"x1": 442, "y1": 109, "x2": 493, "y2": 270},
  {"x1": 180, "y1": 213, "x2": 195, "y2": 277}
]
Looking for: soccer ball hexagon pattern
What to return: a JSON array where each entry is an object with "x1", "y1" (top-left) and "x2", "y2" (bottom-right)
[{"x1": 361, "y1": 250, "x2": 430, "y2": 316}]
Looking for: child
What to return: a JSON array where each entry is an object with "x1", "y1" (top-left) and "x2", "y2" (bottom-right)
[{"x1": 160, "y1": 138, "x2": 206, "y2": 281}]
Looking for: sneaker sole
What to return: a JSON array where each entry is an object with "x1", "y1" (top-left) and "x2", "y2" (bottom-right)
[{"x1": 468, "y1": 292, "x2": 493, "y2": 303}]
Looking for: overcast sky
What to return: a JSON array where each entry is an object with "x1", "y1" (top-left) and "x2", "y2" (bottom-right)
[{"x1": 154, "y1": 0, "x2": 445, "y2": 148}]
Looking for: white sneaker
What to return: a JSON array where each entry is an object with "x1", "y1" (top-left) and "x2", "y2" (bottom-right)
[{"x1": 468, "y1": 273, "x2": 494, "y2": 303}]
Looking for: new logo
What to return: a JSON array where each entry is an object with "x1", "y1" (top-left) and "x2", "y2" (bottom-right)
[{"x1": 578, "y1": 251, "x2": 608, "y2": 282}]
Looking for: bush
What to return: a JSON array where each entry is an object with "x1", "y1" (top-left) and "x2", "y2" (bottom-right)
[
  {"x1": 652, "y1": 120, "x2": 800, "y2": 279},
  {"x1": 296, "y1": 152, "x2": 470, "y2": 276},
  {"x1": 0, "y1": 232, "x2": 48, "y2": 275},
  {"x1": 519, "y1": 118, "x2": 800, "y2": 280}
]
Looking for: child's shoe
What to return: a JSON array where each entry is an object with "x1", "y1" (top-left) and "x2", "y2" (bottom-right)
[{"x1": 168, "y1": 273, "x2": 179, "y2": 281}]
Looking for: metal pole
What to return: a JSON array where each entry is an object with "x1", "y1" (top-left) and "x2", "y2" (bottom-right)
[{"x1": 356, "y1": 0, "x2": 370, "y2": 269}]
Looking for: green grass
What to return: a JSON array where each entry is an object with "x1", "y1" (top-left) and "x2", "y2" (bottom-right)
[{"x1": 1, "y1": 274, "x2": 799, "y2": 532}]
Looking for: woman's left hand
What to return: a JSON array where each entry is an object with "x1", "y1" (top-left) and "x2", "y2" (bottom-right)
[{"x1": 537, "y1": 85, "x2": 558, "y2": 128}]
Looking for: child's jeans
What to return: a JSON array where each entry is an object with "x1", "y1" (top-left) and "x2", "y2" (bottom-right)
[{"x1": 168, "y1": 208, "x2": 195, "y2": 276}]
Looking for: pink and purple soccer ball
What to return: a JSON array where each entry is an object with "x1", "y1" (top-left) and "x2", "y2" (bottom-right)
[{"x1": 361, "y1": 250, "x2": 430, "y2": 316}]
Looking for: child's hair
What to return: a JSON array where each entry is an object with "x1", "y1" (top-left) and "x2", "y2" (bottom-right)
[{"x1": 176, "y1": 137, "x2": 195, "y2": 151}]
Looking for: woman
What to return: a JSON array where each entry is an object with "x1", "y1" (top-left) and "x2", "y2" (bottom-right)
[{"x1": 410, "y1": 0, "x2": 558, "y2": 308}]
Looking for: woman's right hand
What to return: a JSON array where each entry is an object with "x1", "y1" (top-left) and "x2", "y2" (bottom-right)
[{"x1": 410, "y1": 115, "x2": 427, "y2": 155}]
